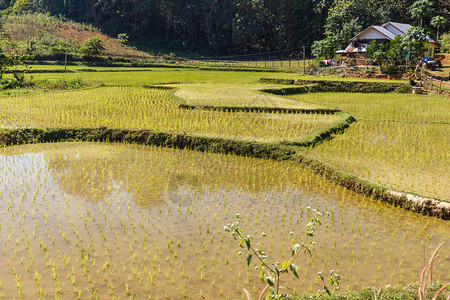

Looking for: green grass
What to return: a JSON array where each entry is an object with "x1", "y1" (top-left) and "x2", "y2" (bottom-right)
[
  {"x1": 20, "y1": 66, "x2": 405, "y2": 86},
  {"x1": 293, "y1": 283, "x2": 450, "y2": 300}
]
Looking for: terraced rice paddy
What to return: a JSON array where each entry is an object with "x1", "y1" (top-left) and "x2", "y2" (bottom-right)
[
  {"x1": 0, "y1": 67, "x2": 448, "y2": 299},
  {"x1": 0, "y1": 142, "x2": 448, "y2": 299},
  {"x1": 22, "y1": 67, "x2": 402, "y2": 87},
  {"x1": 288, "y1": 92, "x2": 450, "y2": 200},
  {"x1": 0, "y1": 87, "x2": 340, "y2": 142},
  {"x1": 175, "y1": 84, "x2": 323, "y2": 109}
]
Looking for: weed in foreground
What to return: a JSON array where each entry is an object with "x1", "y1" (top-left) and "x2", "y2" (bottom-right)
[{"x1": 225, "y1": 208, "x2": 341, "y2": 299}]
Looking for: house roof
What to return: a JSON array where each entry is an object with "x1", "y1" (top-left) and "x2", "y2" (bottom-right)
[
  {"x1": 382, "y1": 22, "x2": 412, "y2": 34},
  {"x1": 350, "y1": 26, "x2": 396, "y2": 41},
  {"x1": 352, "y1": 21, "x2": 436, "y2": 44}
]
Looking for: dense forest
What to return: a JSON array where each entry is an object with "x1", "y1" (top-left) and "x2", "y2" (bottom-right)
[{"x1": 1, "y1": 0, "x2": 449, "y2": 55}]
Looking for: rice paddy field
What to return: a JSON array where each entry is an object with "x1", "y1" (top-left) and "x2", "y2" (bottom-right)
[
  {"x1": 0, "y1": 87, "x2": 341, "y2": 142},
  {"x1": 0, "y1": 66, "x2": 448, "y2": 299},
  {"x1": 287, "y1": 92, "x2": 450, "y2": 200},
  {"x1": 174, "y1": 83, "x2": 322, "y2": 109},
  {"x1": 0, "y1": 142, "x2": 448, "y2": 299}
]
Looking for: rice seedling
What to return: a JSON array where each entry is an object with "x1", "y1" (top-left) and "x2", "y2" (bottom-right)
[
  {"x1": 225, "y1": 209, "x2": 342, "y2": 299},
  {"x1": 0, "y1": 65, "x2": 448, "y2": 298},
  {"x1": 0, "y1": 87, "x2": 339, "y2": 142},
  {"x1": 175, "y1": 83, "x2": 323, "y2": 109},
  {"x1": 287, "y1": 92, "x2": 450, "y2": 200},
  {"x1": 0, "y1": 142, "x2": 448, "y2": 299}
]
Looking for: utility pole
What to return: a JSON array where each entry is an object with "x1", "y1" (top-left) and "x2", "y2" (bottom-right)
[{"x1": 303, "y1": 46, "x2": 306, "y2": 74}]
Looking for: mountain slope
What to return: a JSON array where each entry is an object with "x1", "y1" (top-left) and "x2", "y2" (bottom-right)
[{"x1": 0, "y1": 13, "x2": 152, "y2": 59}]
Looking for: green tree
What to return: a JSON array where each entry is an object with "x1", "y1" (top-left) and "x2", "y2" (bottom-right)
[
  {"x1": 367, "y1": 37, "x2": 406, "y2": 74},
  {"x1": 367, "y1": 40, "x2": 387, "y2": 61},
  {"x1": 431, "y1": 15, "x2": 446, "y2": 41},
  {"x1": 401, "y1": 26, "x2": 428, "y2": 62},
  {"x1": 79, "y1": 36, "x2": 105, "y2": 56},
  {"x1": 0, "y1": 0, "x2": 12, "y2": 10},
  {"x1": 117, "y1": 33, "x2": 128, "y2": 44},
  {"x1": 439, "y1": 31, "x2": 450, "y2": 53},
  {"x1": 0, "y1": 46, "x2": 32, "y2": 89},
  {"x1": 11, "y1": 0, "x2": 32, "y2": 12},
  {"x1": 409, "y1": 0, "x2": 434, "y2": 27},
  {"x1": 311, "y1": 35, "x2": 339, "y2": 59},
  {"x1": 312, "y1": 0, "x2": 414, "y2": 59}
]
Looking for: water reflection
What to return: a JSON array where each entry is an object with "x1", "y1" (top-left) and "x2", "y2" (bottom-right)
[{"x1": 0, "y1": 142, "x2": 448, "y2": 300}]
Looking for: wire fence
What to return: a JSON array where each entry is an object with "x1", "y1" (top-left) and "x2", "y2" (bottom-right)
[{"x1": 420, "y1": 73, "x2": 450, "y2": 94}]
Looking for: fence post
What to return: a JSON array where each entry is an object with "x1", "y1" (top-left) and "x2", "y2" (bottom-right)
[
  {"x1": 438, "y1": 80, "x2": 442, "y2": 94},
  {"x1": 430, "y1": 77, "x2": 433, "y2": 91}
]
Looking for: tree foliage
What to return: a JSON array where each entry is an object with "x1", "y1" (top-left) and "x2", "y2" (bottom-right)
[
  {"x1": 2, "y1": 0, "x2": 332, "y2": 54},
  {"x1": 440, "y1": 32, "x2": 450, "y2": 53},
  {"x1": 312, "y1": 0, "x2": 418, "y2": 58},
  {"x1": 400, "y1": 26, "x2": 428, "y2": 61},
  {"x1": 366, "y1": 26, "x2": 429, "y2": 74},
  {"x1": 79, "y1": 37, "x2": 105, "y2": 57},
  {"x1": 312, "y1": 0, "x2": 449, "y2": 58},
  {"x1": 0, "y1": 0, "x2": 449, "y2": 55},
  {"x1": 431, "y1": 15, "x2": 446, "y2": 40},
  {"x1": 0, "y1": 46, "x2": 31, "y2": 88},
  {"x1": 11, "y1": 0, "x2": 32, "y2": 12},
  {"x1": 409, "y1": 0, "x2": 434, "y2": 27}
]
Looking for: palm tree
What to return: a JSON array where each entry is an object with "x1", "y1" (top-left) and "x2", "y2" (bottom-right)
[
  {"x1": 409, "y1": 0, "x2": 434, "y2": 27},
  {"x1": 431, "y1": 16, "x2": 446, "y2": 41}
]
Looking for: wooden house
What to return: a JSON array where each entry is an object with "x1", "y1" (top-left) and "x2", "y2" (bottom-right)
[{"x1": 336, "y1": 22, "x2": 438, "y2": 60}]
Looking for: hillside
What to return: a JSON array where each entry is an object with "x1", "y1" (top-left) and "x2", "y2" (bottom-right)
[
  {"x1": 1, "y1": 0, "x2": 449, "y2": 56},
  {"x1": 0, "y1": 13, "x2": 153, "y2": 60}
]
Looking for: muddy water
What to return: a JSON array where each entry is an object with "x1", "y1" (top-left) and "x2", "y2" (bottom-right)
[{"x1": 0, "y1": 142, "x2": 448, "y2": 299}]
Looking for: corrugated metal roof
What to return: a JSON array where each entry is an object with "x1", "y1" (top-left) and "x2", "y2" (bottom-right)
[
  {"x1": 384, "y1": 22, "x2": 412, "y2": 34},
  {"x1": 372, "y1": 26, "x2": 397, "y2": 39},
  {"x1": 383, "y1": 21, "x2": 435, "y2": 43}
]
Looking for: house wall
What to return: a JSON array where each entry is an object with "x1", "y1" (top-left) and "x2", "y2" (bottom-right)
[
  {"x1": 426, "y1": 44, "x2": 436, "y2": 58},
  {"x1": 357, "y1": 28, "x2": 389, "y2": 40}
]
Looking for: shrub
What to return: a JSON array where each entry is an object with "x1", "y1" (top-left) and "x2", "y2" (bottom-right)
[{"x1": 79, "y1": 37, "x2": 105, "y2": 57}]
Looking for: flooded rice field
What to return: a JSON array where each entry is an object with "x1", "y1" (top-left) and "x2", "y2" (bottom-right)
[{"x1": 0, "y1": 142, "x2": 448, "y2": 299}]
